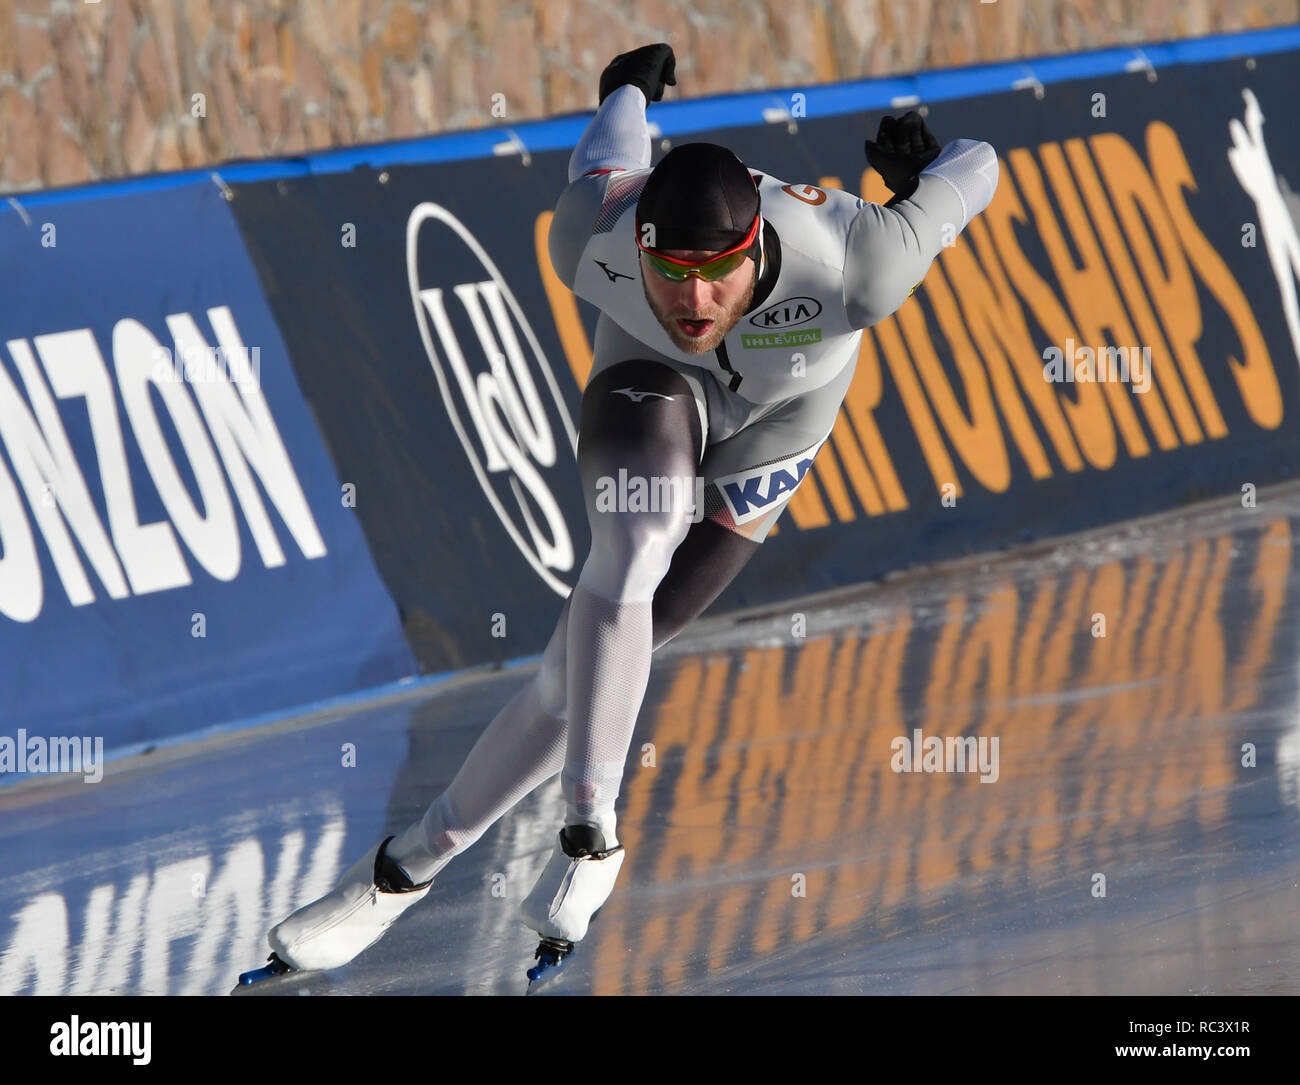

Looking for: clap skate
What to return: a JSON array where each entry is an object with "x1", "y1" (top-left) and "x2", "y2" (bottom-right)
[
  {"x1": 519, "y1": 820, "x2": 625, "y2": 994},
  {"x1": 236, "y1": 835, "x2": 433, "y2": 986}
]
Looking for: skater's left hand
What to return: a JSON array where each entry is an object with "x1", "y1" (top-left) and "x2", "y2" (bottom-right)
[
  {"x1": 864, "y1": 111, "x2": 941, "y2": 198},
  {"x1": 598, "y1": 42, "x2": 677, "y2": 104}
]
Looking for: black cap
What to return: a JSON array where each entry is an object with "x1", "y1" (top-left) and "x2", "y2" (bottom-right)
[{"x1": 636, "y1": 143, "x2": 760, "y2": 252}]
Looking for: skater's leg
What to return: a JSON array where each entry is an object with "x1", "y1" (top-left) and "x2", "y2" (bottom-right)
[
  {"x1": 387, "y1": 517, "x2": 756, "y2": 880},
  {"x1": 263, "y1": 596, "x2": 577, "y2": 972},
  {"x1": 558, "y1": 347, "x2": 860, "y2": 831},
  {"x1": 387, "y1": 596, "x2": 573, "y2": 881},
  {"x1": 561, "y1": 359, "x2": 705, "y2": 831},
  {"x1": 518, "y1": 357, "x2": 704, "y2": 944},
  {"x1": 650, "y1": 518, "x2": 760, "y2": 649},
  {"x1": 390, "y1": 358, "x2": 851, "y2": 881}
]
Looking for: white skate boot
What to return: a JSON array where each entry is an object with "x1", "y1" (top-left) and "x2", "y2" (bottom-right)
[
  {"x1": 257, "y1": 835, "x2": 433, "y2": 977},
  {"x1": 519, "y1": 815, "x2": 625, "y2": 991}
]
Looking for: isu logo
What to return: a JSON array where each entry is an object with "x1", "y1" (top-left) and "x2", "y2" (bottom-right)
[{"x1": 407, "y1": 204, "x2": 578, "y2": 595}]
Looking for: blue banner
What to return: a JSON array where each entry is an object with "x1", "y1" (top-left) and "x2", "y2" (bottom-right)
[{"x1": 0, "y1": 182, "x2": 415, "y2": 755}]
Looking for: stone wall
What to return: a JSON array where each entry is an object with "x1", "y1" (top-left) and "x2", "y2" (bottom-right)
[{"x1": 1, "y1": 0, "x2": 1296, "y2": 193}]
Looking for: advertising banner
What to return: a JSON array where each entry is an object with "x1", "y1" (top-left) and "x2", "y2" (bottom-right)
[
  {"x1": 0, "y1": 182, "x2": 416, "y2": 752},
  {"x1": 228, "y1": 44, "x2": 1300, "y2": 671}
]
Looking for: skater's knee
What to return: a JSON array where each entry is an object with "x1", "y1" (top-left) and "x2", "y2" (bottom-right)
[
  {"x1": 576, "y1": 383, "x2": 700, "y2": 601},
  {"x1": 580, "y1": 488, "x2": 695, "y2": 603}
]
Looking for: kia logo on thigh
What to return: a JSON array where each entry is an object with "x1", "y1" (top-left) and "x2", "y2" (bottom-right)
[{"x1": 406, "y1": 203, "x2": 578, "y2": 595}]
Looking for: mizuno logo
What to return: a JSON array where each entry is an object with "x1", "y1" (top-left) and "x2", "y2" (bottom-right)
[
  {"x1": 595, "y1": 260, "x2": 634, "y2": 283},
  {"x1": 611, "y1": 387, "x2": 674, "y2": 403}
]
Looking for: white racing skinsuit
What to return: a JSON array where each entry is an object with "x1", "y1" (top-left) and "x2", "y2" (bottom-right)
[
  {"x1": 270, "y1": 85, "x2": 999, "y2": 966},
  {"x1": 389, "y1": 86, "x2": 997, "y2": 939}
]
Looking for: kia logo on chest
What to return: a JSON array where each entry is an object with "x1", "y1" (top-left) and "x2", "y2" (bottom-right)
[{"x1": 749, "y1": 296, "x2": 823, "y2": 329}]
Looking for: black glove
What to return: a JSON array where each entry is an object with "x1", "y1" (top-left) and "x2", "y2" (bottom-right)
[
  {"x1": 864, "y1": 111, "x2": 941, "y2": 203},
  {"x1": 598, "y1": 43, "x2": 677, "y2": 105}
]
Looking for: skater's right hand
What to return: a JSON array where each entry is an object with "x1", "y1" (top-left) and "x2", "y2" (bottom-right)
[{"x1": 598, "y1": 43, "x2": 677, "y2": 105}]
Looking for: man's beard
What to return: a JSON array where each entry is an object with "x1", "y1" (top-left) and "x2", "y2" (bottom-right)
[{"x1": 642, "y1": 271, "x2": 756, "y2": 355}]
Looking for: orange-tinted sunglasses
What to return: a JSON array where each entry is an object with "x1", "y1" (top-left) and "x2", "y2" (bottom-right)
[{"x1": 636, "y1": 212, "x2": 761, "y2": 282}]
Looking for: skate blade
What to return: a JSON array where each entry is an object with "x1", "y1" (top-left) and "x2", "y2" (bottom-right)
[
  {"x1": 232, "y1": 953, "x2": 334, "y2": 995},
  {"x1": 237, "y1": 953, "x2": 293, "y2": 986},
  {"x1": 231, "y1": 972, "x2": 337, "y2": 996},
  {"x1": 525, "y1": 958, "x2": 568, "y2": 995},
  {"x1": 525, "y1": 941, "x2": 573, "y2": 996}
]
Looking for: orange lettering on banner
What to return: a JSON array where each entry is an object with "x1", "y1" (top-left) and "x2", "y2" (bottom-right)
[
  {"x1": 961, "y1": 199, "x2": 1082, "y2": 474},
  {"x1": 535, "y1": 211, "x2": 593, "y2": 390},
  {"x1": 806, "y1": 439, "x2": 858, "y2": 522},
  {"x1": 841, "y1": 332, "x2": 908, "y2": 511},
  {"x1": 1088, "y1": 132, "x2": 1227, "y2": 439},
  {"x1": 1036, "y1": 143, "x2": 1168, "y2": 455},
  {"x1": 827, "y1": 411, "x2": 885, "y2": 515},
  {"x1": 987, "y1": 160, "x2": 1116, "y2": 470},
  {"x1": 873, "y1": 314, "x2": 961, "y2": 497},
  {"x1": 1066, "y1": 137, "x2": 1202, "y2": 445},
  {"x1": 784, "y1": 460, "x2": 833, "y2": 529},
  {"x1": 859, "y1": 167, "x2": 892, "y2": 207},
  {"x1": 941, "y1": 220, "x2": 1061, "y2": 478},
  {"x1": 1148, "y1": 122, "x2": 1282, "y2": 430},
  {"x1": 902, "y1": 259, "x2": 1012, "y2": 492}
]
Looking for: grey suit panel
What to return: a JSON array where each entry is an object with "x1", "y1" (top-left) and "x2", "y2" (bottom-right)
[
  {"x1": 843, "y1": 137, "x2": 999, "y2": 329},
  {"x1": 549, "y1": 176, "x2": 609, "y2": 290}
]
